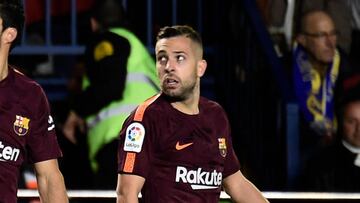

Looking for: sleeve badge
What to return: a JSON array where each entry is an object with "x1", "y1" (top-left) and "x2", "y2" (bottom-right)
[
  {"x1": 218, "y1": 138, "x2": 227, "y2": 157},
  {"x1": 124, "y1": 122, "x2": 145, "y2": 153},
  {"x1": 14, "y1": 115, "x2": 30, "y2": 136}
]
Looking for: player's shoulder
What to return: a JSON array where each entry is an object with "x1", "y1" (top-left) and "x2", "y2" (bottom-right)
[
  {"x1": 200, "y1": 97, "x2": 225, "y2": 112},
  {"x1": 199, "y1": 97, "x2": 229, "y2": 123},
  {"x1": 131, "y1": 94, "x2": 165, "y2": 122},
  {"x1": 9, "y1": 67, "x2": 49, "y2": 116},
  {"x1": 12, "y1": 67, "x2": 43, "y2": 94}
]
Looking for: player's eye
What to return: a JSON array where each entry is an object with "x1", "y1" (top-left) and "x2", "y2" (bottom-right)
[
  {"x1": 176, "y1": 55, "x2": 185, "y2": 62},
  {"x1": 157, "y1": 55, "x2": 168, "y2": 66}
]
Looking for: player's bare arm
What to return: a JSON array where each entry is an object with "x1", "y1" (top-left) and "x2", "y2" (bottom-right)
[
  {"x1": 223, "y1": 170, "x2": 269, "y2": 203},
  {"x1": 116, "y1": 174, "x2": 145, "y2": 203},
  {"x1": 34, "y1": 159, "x2": 68, "y2": 203}
]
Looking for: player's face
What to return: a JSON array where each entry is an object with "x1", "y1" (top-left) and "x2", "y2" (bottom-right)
[
  {"x1": 155, "y1": 36, "x2": 205, "y2": 100},
  {"x1": 343, "y1": 101, "x2": 360, "y2": 147}
]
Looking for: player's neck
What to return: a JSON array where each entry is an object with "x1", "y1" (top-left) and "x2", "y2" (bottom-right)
[
  {"x1": 0, "y1": 55, "x2": 8, "y2": 81},
  {"x1": 171, "y1": 94, "x2": 200, "y2": 115},
  {"x1": 0, "y1": 37, "x2": 11, "y2": 81}
]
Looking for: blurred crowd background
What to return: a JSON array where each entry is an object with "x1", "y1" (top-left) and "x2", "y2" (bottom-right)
[{"x1": 12, "y1": 0, "x2": 360, "y2": 196}]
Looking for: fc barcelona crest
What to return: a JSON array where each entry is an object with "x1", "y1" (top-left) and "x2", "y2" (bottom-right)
[
  {"x1": 218, "y1": 138, "x2": 227, "y2": 157},
  {"x1": 14, "y1": 115, "x2": 30, "y2": 136}
]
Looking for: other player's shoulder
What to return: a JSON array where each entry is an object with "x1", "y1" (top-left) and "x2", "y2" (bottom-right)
[{"x1": 12, "y1": 66, "x2": 44, "y2": 94}]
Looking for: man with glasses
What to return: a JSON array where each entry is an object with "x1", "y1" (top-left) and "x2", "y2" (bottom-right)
[{"x1": 292, "y1": 10, "x2": 351, "y2": 167}]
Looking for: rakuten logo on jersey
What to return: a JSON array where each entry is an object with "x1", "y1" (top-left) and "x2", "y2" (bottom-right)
[
  {"x1": 175, "y1": 166, "x2": 222, "y2": 190},
  {"x1": 0, "y1": 141, "x2": 20, "y2": 162}
]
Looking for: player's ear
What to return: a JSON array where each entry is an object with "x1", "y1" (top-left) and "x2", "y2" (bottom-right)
[
  {"x1": 197, "y1": 59, "x2": 207, "y2": 77},
  {"x1": 3, "y1": 27, "x2": 17, "y2": 43}
]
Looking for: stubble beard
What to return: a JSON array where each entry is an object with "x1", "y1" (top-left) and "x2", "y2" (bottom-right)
[{"x1": 162, "y1": 79, "x2": 197, "y2": 101}]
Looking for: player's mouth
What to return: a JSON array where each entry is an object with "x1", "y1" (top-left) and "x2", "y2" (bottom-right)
[{"x1": 164, "y1": 76, "x2": 179, "y2": 88}]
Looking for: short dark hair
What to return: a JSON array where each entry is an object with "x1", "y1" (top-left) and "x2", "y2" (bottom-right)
[
  {"x1": 336, "y1": 82, "x2": 360, "y2": 136},
  {"x1": 156, "y1": 25, "x2": 203, "y2": 49},
  {"x1": 0, "y1": 0, "x2": 24, "y2": 49},
  {"x1": 91, "y1": 0, "x2": 126, "y2": 31},
  {"x1": 340, "y1": 85, "x2": 360, "y2": 110}
]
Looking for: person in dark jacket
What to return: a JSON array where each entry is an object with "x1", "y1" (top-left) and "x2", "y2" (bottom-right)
[{"x1": 298, "y1": 83, "x2": 360, "y2": 191}]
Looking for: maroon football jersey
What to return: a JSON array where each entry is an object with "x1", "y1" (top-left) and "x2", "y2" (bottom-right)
[
  {"x1": 118, "y1": 93, "x2": 240, "y2": 203},
  {"x1": 0, "y1": 67, "x2": 62, "y2": 203}
]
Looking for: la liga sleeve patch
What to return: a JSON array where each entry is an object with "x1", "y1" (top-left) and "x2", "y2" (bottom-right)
[{"x1": 124, "y1": 122, "x2": 145, "y2": 152}]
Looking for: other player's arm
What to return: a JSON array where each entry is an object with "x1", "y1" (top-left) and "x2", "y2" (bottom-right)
[
  {"x1": 223, "y1": 170, "x2": 269, "y2": 203},
  {"x1": 34, "y1": 159, "x2": 68, "y2": 203},
  {"x1": 116, "y1": 174, "x2": 145, "y2": 203}
]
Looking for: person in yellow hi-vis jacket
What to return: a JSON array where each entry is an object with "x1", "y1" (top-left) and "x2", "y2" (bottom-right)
[{"x1": 63, "y1": 0, "x2": 159, "y2": 189}]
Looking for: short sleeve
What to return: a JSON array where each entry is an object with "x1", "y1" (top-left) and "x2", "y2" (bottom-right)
[
  {"x1": 222, "y1": 119, "x2": 241, "y2": 178},
  {"x1": 26, "y1": 86, "x2": 62, "y2": 164},
  {"x1": 117, "y1": 113, "x2": 153, "y2": 179}
]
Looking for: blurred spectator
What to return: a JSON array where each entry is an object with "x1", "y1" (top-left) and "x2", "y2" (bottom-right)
[
  {"x1": 298, "y1": 83, "x2": 360, "y2": 191},
  {"x1": 62, "y1": 0, "x2": 159, "y2": 189},
  {"x1": 288, "y1": 10, "x2": 353, "y2": 170}
]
